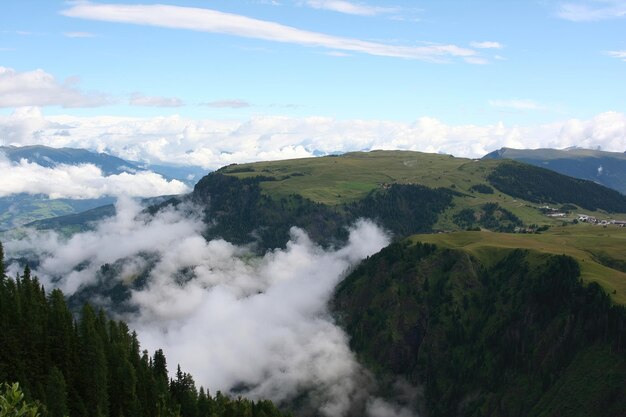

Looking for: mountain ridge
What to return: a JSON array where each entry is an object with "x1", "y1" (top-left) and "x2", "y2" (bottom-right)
[{"x1": 483, "y1": 147, "x2": 626, "y2": 194}]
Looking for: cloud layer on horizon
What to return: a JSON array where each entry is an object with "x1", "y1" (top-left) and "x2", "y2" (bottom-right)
[
  {"x1": 1, "y1": 107, "x2": 625, "y2": 170},
  {"x1": 0, "y1": 152, "x2": 189, "y2": 199}
]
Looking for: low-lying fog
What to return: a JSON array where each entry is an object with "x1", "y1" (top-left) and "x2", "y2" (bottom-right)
[{"x1": 5, "y1": 197, "x2": 418, "y2": 417}]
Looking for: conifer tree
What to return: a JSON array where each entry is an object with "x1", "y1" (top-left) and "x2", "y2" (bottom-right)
[
  {"x1": 77, "y1": 304, "x2": 108, "y2": 417},
  {"x1": 45, "y1": 367, "x2": 68, "y2": 417}
]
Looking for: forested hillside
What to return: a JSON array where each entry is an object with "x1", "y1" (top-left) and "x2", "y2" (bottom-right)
[
  {"x1": 192, "y1": 171, "x2": 453, "y2": 250},
  {"x1": 333, "y1": 241, "x2": 626, "y2": 417},
  {"x1": 487, "y1": 161, "x2": 626, "y2": 212},
  {"x1": 0, "y1": 243, "x2": 290, "y2": 417},
  {"x1": 483, "y1": 147, "x2": 626, "y2": 194}
]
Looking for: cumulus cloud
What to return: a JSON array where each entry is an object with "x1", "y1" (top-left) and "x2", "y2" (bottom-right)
[
  {"x1": 1, "y1": 108, "x2": 625, "y2": 168},
  {"x1": 470, "y1": 41, "x2": 503, "y2": 49},
  {"x1": 202, "y1": 99, "x2": 251, "y2": 108},
  {"x1": 62, "y1": 2, "x2": 475, "y2": 62},
  {"x1": 130, "y1": 93, "x2": 185, "y2": 107},
  {"x1": 0, "y1": 154, "x2": 189, "y2": 199},
  {"x1": 4, "y1": 197, "x2": 399, "y2": 415},
  {"x1": 557, "y1": 0, "x2": 626, "y2": 21},
  {"x1": 303, "y1": 0, "x2": 398, "y2": 16},
  {"x1": 0, "y1": 67, "x2": 109, "y2": 108}
]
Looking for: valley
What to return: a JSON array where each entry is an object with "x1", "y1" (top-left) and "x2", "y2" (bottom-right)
[
  {"x1": 3, "y1": 2, "x2": 626, "y2": 416},
  {"x1": 2, "y1": 149, "x2": 626, "y2": 417}
]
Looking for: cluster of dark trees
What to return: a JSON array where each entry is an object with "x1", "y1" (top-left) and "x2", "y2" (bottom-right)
[
  {"x1": 468, "y1": 184, "x2": 494, "y2": 194},
  {"x1": 0, "y1": 243, "x2": 290, "y2": 417},
  {"x1": 487, "y1": 161, "x2": 626, "y2": 212},
  {"x1": 333, "y1": 241, "x2": 626, "y2": 417},
  {"x1": 453, "y1": 203, "x2": 523, "y2": 232},
  {"x1": 191, "y1": 172, "x2": 454, "y2": 250}
]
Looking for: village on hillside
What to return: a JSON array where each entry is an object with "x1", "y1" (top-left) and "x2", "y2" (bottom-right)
[{"x1": 539, "y1": 205, "x2": 626, "y2": 227}]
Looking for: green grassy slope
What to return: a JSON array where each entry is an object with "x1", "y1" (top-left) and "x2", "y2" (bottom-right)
[
  {"x1": 217, "y1": 150, "x2": 626, "y2": 230},
  {"x1": 219, "y1": 150, "x2": 479, "y2": 205},
  {"x1": 410, "y1": 226, "x2": 626, "y2": 304}
]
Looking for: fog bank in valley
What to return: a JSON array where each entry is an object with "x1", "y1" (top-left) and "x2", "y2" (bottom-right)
[{"x1": 4, "y1": 197, "x2": 417, "y2": 416}]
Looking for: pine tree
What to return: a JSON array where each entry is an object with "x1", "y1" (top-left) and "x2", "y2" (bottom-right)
[
  {"x1": 77, "y1": 304, "x2": 108, "y2": 417},
  {"x1": 45, "y1": 367, "x2": 68, "y2": 417},
  {"x1": 0, "y1": 242, "x2": 4, "y2": 279}
]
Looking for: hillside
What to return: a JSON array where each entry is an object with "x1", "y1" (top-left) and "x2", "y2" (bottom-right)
[
  {"x1": 0, "y1": 145, "x2": 141, "y2": 176},
  {"x1": 483, "y1": 147, "x2": 626, "y2": 194},
  {"x1": 188, "y1": 151, "x2": 626, "y2": 250},
  {"x1": 0, "y1": 194, "x2": 116, "y2": 232},
  {"x1": 0, "y1": 145, "x2": 204, "y2": 230},
  {"x1": 0, "y1": 145, "x2": 207, "y2": 182},
  {"x1": 333, "y1": 239, "x2": 626, "y2": 417}
]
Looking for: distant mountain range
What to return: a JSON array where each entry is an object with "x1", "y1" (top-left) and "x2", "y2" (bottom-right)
[
  {"x1": 483, "y1": 147, "x2": 626, "y2": 194},
  {"x1": 0, "y1": 145, "x2": 207, "y2": 183},
  {"x1": 0, "y1": 145, "x2": 207, "y2": 230}
]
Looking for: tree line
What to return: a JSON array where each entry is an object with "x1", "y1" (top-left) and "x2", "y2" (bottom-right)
[{"x1": 0, "y1": 242, "x2": 291, "y2": 417}]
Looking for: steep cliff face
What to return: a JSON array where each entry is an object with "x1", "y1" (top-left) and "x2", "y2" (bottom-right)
[{"x1": 333, "y1": 241, "x2": 626, "y2": 417}]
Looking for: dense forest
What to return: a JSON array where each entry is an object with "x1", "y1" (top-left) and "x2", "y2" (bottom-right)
[
  {"x1": 191, "y1": 172, "x2": 453, "y2": 250},
  {"x1": 333, "y1": 241, "x2": 626, "y2": 417},
  {"x1": 487, "y1": 161, "x2": 626, "y2": 212},
  {"x1": 0, "y1": 243, "x2": 290, "y2": 417}
]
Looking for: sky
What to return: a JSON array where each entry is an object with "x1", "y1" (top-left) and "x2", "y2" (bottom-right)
[{"x1": 1, "y1": 0, "x2": 626, "y2": 166}]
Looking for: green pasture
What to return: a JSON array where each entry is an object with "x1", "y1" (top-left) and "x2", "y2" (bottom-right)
[{"x1": 411, "y1": 225, "x2": 626, "y2": 304}]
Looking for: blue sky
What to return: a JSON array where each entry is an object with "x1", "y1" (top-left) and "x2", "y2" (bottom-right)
[{"x1": 1, "y1": 0, "x2": 625, "y2": 164}]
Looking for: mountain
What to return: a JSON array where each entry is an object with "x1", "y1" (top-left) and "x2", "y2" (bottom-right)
[
  {"x1": 0, "y1": 145, "x2": 207, "y2": 184},
  {"x1": 333, "y1": 237, "x2": 626, "y2": 417},
  {"x1": 26, "y1": 149, "x2": 626, "y2": 242},
  {"x1": 483, "y1": 147, "x2": 626, "y2": 194},
  {"x1": 0, "y1": 145, "x2": 206, "y2": 230},
  {"x1": 4, "y1": 149, "x2": 626, "y2": 416},
  {"x1": 186, "y1": 150, "x2": 626, "y2": 250},
  {"x1": 0, "y1": 145, "x2": 141, "y2": 175},
  {"x1": 0, "y1": 193, "x2": 116, "y2": 232}
]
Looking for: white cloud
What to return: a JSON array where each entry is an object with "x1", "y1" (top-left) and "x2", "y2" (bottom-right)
[
  {"x1": 464, "y1": 56, "x2": 489, "y2": 65},
  {"x1": 5, "y1": 198, "x2": 395, "y2": 416},
  {"x1": 0, "y1": 67, "x2": 109, "y2": 108},
  {"x1": 489, "y1": 99, "x2": 546, "y2": 110},
  {"x1": 202, "y1": 99, "x2": 251, "y2": 108},
  {"x1": 1, "y1": 108, "x2": 625, "y2": 167},
  {"x1": 606, "y1": 50, "x2": 626, "y2": 61},
  {"x1": 470, "y1": 41, "x2": 503, "y2": 49},
  {"x1": 63, "y1": 31, "x2": 96, "y2": 38},
  {"x1": 130, "y1": 93, "x2": 184, "y2": 107},
  {"x1": 62, "y1": 2, "x2": 476, "y2": 62},
  {"x1": 557, "y1": 0, "x2": 626, "y2": 21},
  {"x1": 303, "y1": 0, "x2": 397, "y2": 16},
  {"x1": 0, "y1": 154, "x2": 189, "y2": 199}
]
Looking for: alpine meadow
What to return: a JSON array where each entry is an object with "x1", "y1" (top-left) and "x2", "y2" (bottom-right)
[{"x1": 1, "y1": 1, "x2": 626, "y2": 417}]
